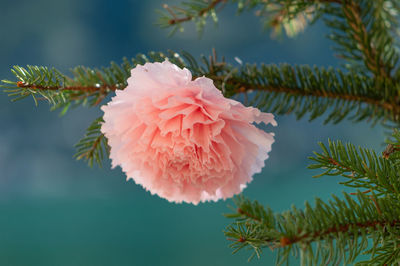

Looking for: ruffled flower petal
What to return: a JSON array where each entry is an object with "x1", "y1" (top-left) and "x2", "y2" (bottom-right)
[{"x1": 101, "y1": 60, "x2": 276, "y2": 204}]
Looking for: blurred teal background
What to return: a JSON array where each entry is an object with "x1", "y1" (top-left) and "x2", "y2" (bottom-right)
[{"x1": 0, "y1": 0, "x2": 386, "y2": 265}]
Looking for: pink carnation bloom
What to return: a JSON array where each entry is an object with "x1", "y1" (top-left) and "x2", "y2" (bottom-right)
[{"x1": 101, "y1": 60, "x2": 276, "y2": 204}]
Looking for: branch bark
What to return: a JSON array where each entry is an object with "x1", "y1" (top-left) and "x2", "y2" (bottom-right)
[
  {"x1": 165, "y1": 0, "x2": 226, "y2": 25},
  {"x1": 342, "y1": 1, "x2": 391, "y2": 79},
  {"x1": 279, "y1": 219, "x2": 400, "y2": 247}
]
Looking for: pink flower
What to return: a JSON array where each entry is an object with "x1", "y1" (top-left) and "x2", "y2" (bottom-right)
[{"x1": 101, "y1": 60, "x2": 276, "y2": 204}]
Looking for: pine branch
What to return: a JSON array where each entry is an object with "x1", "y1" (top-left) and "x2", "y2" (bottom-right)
[
  {"x1": 238, "y1": 0, "x2": 341, "y2": 38},
  {"x1": 225, "y1": 130, "x2": 400, "y2": 264},
  {"x1": 160, "y1": 0, "x2": 400, "y2": 79},
  {"x1": 309, "y1": 137, "x2": 400, "y2": 198},
  {"x1": 158, "y1": 0, "x2": 227, "y2": 36},
  {"x1": 324, "y1": 0, "x2": 399, "y2": 79},
  {"x1": 343, "y1": 1, "x2": 390, "y2": 78},
  {"x1": 164, "y1": 0, "x2": 226, "y2": 25},
  {"x1": 385, "y1": 129, "x2": 400, "y2": 162},
  {"x1": 158, "y1": 0, "x2": 336, "y2": 37},
  {"x1": 0, "y1": 64, "x2": 123, "y2": 114},
  {"x1": 74, "y1": 117, "x2": 109, "y2": 167},
  {"x1": 358, "y1": 239, "x2": 400, "y2": 265},
  {"x1": 225, "y1": 192, "x2": 400, "y2": 265},
  {"x1": 15, "y1": 80, "x2": 117, "y2": 92},
  {"x1": 0, "y1": 51, "x2": 208, "y2": 114},
  {"x1": 234, "y1": 63, "x2": 400, "y2": 124},
  {"x1": 3, "y1": 50, "x2": 400, "y2": 124}
]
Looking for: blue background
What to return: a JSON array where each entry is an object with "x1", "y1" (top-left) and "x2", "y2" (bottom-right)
[{"x1": 0, "y1": 0, "x2": 385, "y2": 265}]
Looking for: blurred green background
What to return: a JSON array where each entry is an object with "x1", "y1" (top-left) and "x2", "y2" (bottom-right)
[{"x1": 0, "y1": 0, "x2": 386, "y2": 265}]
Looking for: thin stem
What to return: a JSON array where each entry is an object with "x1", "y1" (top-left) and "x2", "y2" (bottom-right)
[
  {"x1": 76, "y1": 134, "x2": 104, "y2": 161},
  {"x1": 343, "y1": 1, "x2": 391, "y2": 79},
  {"x1": 16, "y1": 73, "x2": 400, "y2": 120},
  {"x1": 232, "y1": 79, "x2": 400, "y2": 119},
  {"x1": 166, "y1": 0, "x2": 342, "y2": 26},
  {"x1": 166, "y1": 0, "x2": 226, "y2": 25},
  {"x1": 279, "y1": 219, "x2": 400, "y2": 247},
  {"x1": 270, "y1": 0, "x2": 342, "y2": 27},
  {"x1": 382, "y1": 144, "x2": 400, "y2": 159},
  {"x1": 320, "y1": 155, "x2": 397, "y2": 195},
  {"x1": 16, "y1": 81, "x2": 117, "y2": 91},
  {"x1": 237, "y1": 208, "x2": 262, "y2": 223}
]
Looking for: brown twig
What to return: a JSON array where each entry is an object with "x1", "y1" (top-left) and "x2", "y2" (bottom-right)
[
  {"x1": 166, "y1": 0, "x2": 226, "y2": 25},
  {"x1": 230, "y1": 79, "x2": 400, "y2": 118},
  {"x1": 279, "y1": 218, "x2": 400, "y2": 247},
  {"x1": 76, "y1": 134, "x2": 104, "y2": 161},
  {"x1": 17, "y1": 70, "x2": 400, "y2": 120},
  {"x1": 343, "y1": 1, "x2": 391, "y2": 79},
  {"x1": 17, "y1": 81, "x2": 117, "y2": 92},
  {"x1": 382, "y1": 144, "x2": 400, "y2": 159},
  {"x1": 237, "y1": 208, "x2": 262, "y2": 223}
]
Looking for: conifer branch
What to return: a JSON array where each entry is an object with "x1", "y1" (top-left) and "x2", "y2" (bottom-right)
[
  {"x1": 3, "y1": 51, "x2": 400, "y2": 168},
  {"x1": 16, "y1": 81, "x2": 117, "y2": 92},
  {"x1": 333, "y1": 1, "x2": 397, "y2": 79},
  {"x1": 159, "y1": 0, "x2": 339, "y2": 37},
  {"x1": 160, "y1": 0, "x2": 400, "y2": 78},
  {"x1": 74, "y1": 117, "x2": 109, "y2": 167},
  {"x1": 0, "y1": 51, "x2": 192, "y2": 113},
  {"x1": 233, "y1": 75, "x2": 399, "y2": 122},
  {"x1": 324, "y1": 0, "x2": 399, "y2": 78},
  {"x1": 164, "y1": 0, "x2": 226, "y2": 26},
  {"x1": 226, "y1": 131, "x2": 400, "y2": 264},
  {"x1": 234, "y1": 63, "x2": 400, "y2": 124},
  {"x1": 225, "y1": 192, "x2": 400, "y2": 265},
  {"x1": 342, "y1": 1, "x2": 389, "y2": 79},
  {"x1": 278, "y1": 218, "x2": 400, "y2": 248},
  {"x1": 3, "y1": 51, "x2": 400, "y2": 124},
  {"x1": 309, "y1": 137, "x2": 400, "y2": 198}
]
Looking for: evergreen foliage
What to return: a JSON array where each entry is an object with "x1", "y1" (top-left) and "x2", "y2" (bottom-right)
[
  {"x1": 322, "y1": 0, "x2": 400, "y2": 77},
  {"x1": 240, "y1": 64, "x2": 399, "y2": 124},
  {"x1": 1, "y1": 53, "x2": 185, "y2": 113},
  {"x1": 225, "y1": 190, "x2": 400, "y2": 265},
  {"x1": 159, "y1": 0, "x2": 400, "y2": 264},
  {"x1": 3, "y1": 53, "x2": 399, "y2": 124},
  {"x1": 2, "y1": 0, "x2": 400, "y2": 264},
  {"x1": 309, "y1": 138, "x2": 400, "y2": 198},
  {"x1": 223, "y1": 133, "x2": 400, "y2": 264},
  {"x1": 74, "y1": 117, "x2": 110, "y2": 168},
  {"x1": 3, "y1": 53, "x2": 400, "y2": 168},
  {"x1": 158, "y1": 0, "x2": 323, "y2": 37}
]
